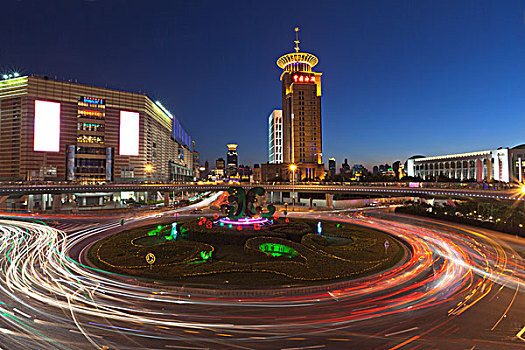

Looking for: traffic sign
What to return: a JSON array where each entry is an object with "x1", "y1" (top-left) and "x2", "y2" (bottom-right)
[
  {"x1": 384, "y1": 240, "x2": 390, "y2": 254},
  {"x1": 145, "y1": 253, "x2": 156, "y2": 265}
]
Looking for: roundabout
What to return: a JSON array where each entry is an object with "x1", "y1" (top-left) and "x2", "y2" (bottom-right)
[
  {"x1": 86, "y1": 187, "x2": 405, "y2": 289},
  {"x1": 87, "y1": 217, "x2": 405, "y2": 288},
  {"x1": 0, "y1": 207, "x2": 522, "y2": 349}
]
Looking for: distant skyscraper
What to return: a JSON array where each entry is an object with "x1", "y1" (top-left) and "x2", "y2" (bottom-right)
[
  {"x1": 269, "y1": 110, "x2": 283, "y2": 164},
  {"x1": 352, "y1": 164, "x2": 367, "y2": 178},
  {"x1": 392, "y1": 161, "x2": 401, "y2": 178},
  {"x1": 341, "y1": 158, "x2": 350, "y2": 174},
  {"x1": 215, "y1": 157, "x2": 225, "y2": 177},
  {"x1": 379, "y1": 164, "x2": 390, "y2": 175},
  {"x1": 328, "y1": 158, "x2": 336, "y2": 177},
  {"x1": 226, "y1": 144, "x2": 238, "y2": 177}
]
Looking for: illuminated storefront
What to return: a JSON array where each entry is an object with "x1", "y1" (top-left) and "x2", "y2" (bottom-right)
[{"x1": 0, "y1": 75, "x2": 196, "y2": 182}]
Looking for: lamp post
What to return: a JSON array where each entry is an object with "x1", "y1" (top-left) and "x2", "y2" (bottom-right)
[
  {"x1": 513, "y1": 183, "x2": 525, "y2": 238},
  {"x1": 145, "y1": 164, "x2": 153, "y2": 203},
  {"x1": 145, "y1": 164, "x2": 153, "y2": 178},
  {"x1": 290, "y1": 164, "x2": 297, "y2": 211}
]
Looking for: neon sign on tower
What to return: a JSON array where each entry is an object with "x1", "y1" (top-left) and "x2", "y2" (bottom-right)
[{"x1": 292, "y1": 74, "x2": 316, "y2": 83}]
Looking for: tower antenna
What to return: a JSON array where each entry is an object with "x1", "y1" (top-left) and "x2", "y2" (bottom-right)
[{"x1": 294, "y1": 27, "x2": 300, "y2": 52}]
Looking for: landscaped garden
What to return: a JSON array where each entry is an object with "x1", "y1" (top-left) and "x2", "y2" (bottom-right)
[
  {"x1": 88, "y1": 217, "x2": 406, "y2": 288},
  {"x1": 396, "y1": 199, "x2": 525, "y2": 237}
]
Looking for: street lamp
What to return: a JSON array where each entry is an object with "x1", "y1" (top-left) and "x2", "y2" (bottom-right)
[
  {"x1": 290, "y1": 164, "x2": 297, "y2": 211},
  {"x1": 145, "y1": 164, "x2": 153, "y2": 179}
]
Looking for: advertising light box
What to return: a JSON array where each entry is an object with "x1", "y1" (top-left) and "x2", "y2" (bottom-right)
[
  {"x1": 34, "y1": 100, "x2": 61, "y2": 152},
  {"x1": 119, "y1": 111, "x2": 139, "y2": 156}
]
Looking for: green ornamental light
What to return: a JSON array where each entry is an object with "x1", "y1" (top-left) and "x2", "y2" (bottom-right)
[
  {"x1": 258, "y1": 243, "x2": 298, "y2": 258},
  {"x1": 200, "y1": 251, "x2": 212, "y2": 261}
]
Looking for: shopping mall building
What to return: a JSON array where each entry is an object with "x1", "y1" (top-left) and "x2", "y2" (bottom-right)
[
  {"x1": 0, "y1": 75, "x2": 197, "y2": 183},
  {"x1": 407, "y1": 144, "x2": 525, "y2": 183}
]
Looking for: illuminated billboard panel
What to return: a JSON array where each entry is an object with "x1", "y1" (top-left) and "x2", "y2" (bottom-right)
[
  {"x1": 119, "y1": 111, "x2": 139, "y2": 156},
  {"x1": 34, "y1": 100, "x2": 60, "y2": 152}
]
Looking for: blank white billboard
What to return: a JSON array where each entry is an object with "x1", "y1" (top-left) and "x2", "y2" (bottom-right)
[
  {"x1": 119, "y1": 111, "x2": 139, "y2": 156},
  {"x1": 34, "y1": 100, "x2": 60, "y2": 152}
]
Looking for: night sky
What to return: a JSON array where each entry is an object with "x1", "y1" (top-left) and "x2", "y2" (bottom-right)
[{"x1": 2, "y1": 1, "x2": 525, "y2": 170}]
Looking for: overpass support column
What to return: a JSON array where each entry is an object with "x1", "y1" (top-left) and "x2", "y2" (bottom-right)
[
  {"x1": 519, "y1": 157, "x2": 523, "y2": 183},
  {"x1": 325, "y1": 193, "x2": 334, "y2": 209},
  {"x1": 164, "y1": 192, "x2": 170, "y2": 206},
  {"x1": 0, "y1": 196, "x2": 8, "y2": 210},
  {"x1": 290, "y1": 192, "x2": 297, "y2": 206},
  {"x1": 268, "y1": 191, "x2": 281, "y2": 204},
  {"x1": 52, "y1": 194, "x2": 61, "y2": 210},
  {"x1": 28, "y1": 195, "x2": 34, "y2": 211}
]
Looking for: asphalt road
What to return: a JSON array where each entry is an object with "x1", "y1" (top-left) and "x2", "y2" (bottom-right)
[{"x1": 0, "y1": 204, "x2": 523, "y2": 349}]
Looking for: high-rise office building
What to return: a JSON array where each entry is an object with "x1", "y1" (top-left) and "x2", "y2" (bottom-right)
[
  {"x1": 226, "y1": 144, "x2": 238, "y2": 177},
  {"x1": 276, "y1": 28, "x2": 324, "y2": 180},
  {"x1": 268, "y1": 110, "x2": 283, "y2": 164},
  {"x1": 0, "y1": 75, "x2": 195, "y2": 182}
]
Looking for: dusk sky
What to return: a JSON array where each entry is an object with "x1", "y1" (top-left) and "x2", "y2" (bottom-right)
[{"x1": 2, "y1": 1, "x2": 525, "y2": 169}]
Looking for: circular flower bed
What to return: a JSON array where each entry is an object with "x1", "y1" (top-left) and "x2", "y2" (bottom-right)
[{"x1": 87, "y1": 218, "x2": 406, "y2": 288}]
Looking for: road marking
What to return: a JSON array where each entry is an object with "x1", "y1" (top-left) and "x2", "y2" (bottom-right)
[
  {"x1": 353, "y1": 305, "x2": 375, "y2": 311},
  {"x1": 281, "y1": 345, "x2": 326, "y2": 350},
  {"x1": 327, "y1": 291, "x2": 339, "y2": 300},
  {"x1": 68, "y1": 329, "x2": 103, "y2": 339},
  {"x1": 491, "y1": 283, "x2": 519, "y2": 331},
  {"x1": 215, "y1": 333, "x2": 233, "y2": 337},
  {"x1": 389, "y1": 335, "x2": 421, "y2": 350},
  {"x1": 385, "y1": 327, "x2": 419, "y2": 337},
  {"x1": 13, "y1": 308, "x2": 31, "y2": 319},
  {"x1": 516, "y1": 325, "x2": 525, "y2": 342}
]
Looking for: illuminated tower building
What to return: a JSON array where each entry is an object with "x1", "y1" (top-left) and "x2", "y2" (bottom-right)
[
  {"x1": 276, "y1": 27, "x2": 324, "y2": 180},
  {"x1": 226, "y1": 144, "x2": 238, "y2": 177}
]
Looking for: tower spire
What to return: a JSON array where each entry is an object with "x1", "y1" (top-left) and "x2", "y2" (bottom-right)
[{"x1": 294, "y1": 27, "x2": 300, "y2": 52}]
